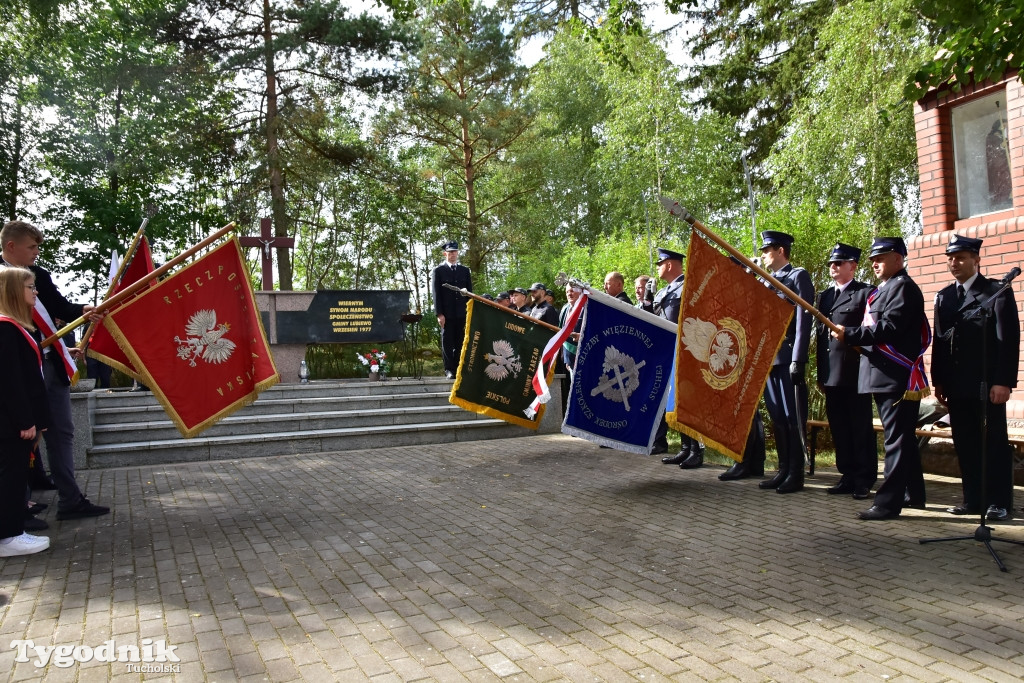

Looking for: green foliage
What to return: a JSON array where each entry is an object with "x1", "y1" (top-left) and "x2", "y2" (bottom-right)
[
  {"x1": 674, "y1": 0, "x2": 847, "y2": 178},
  {"x1": 767, "y1": 0, "x2": 926, "y2": 234},
  {"x1": 756, "y1": 198, "x2": 876, "y2": 291},
  {"x1": 907, "y1": 0, "x2": 1024, "y2": 99}
]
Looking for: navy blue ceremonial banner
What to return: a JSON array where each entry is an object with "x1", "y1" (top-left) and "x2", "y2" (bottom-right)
[{"x1": 563, "y1": 291, "x2": 677, "y2": 454}]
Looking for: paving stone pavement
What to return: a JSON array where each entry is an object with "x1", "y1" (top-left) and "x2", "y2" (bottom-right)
[{"x1": 1, "y1": 434, "x2": 1023, "y2": 682}]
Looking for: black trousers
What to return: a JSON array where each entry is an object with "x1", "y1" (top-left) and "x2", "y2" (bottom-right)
[
  {"x1": 440, "y1": 317, "x2": 466, "y2": 374},
  {"x1": 947, "y1": 397, "x2": 1013, "y2": 510},
  {"x1": 824, "y1": 386, "x2": 878, "y2": 489},
  {"x1": 872, "y1": 392, "x2": 924, "y2": 512},
  {"x1": 0, "y1": 437, "x2": 32, "y2": 540},
  {"x1": 764, "y1": 365, "x2": 806, "y2": 477},
  {"x1": 741, "y1": 409, "x2": 766, "y2": 470}
]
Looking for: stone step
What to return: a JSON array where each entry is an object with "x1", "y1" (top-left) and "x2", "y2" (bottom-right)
[
  {"x1": 92, "y1": 404, "x2": 493, "y2": 444},
  {"x1": 89, "y1": 378, "x2": 452, "y2": 408},
  {"x1": 86, "y1": 418, "x2": 536, "y2": 469},
  {"x1": 92, "y1": 391, "x2": 453, "y2": 425}
]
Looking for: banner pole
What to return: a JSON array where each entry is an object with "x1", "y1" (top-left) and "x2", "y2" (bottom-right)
[
  {"x1": 660, "y1": 198, "x2": 841, "y2": 336},
  {"x1": 78, "y1": 215, "x2": 152, "y2": 352},
  {"x1": 42, "y1": 222, "x2": 237, "y2": 348},
  {"x1": 441, "y1": 284, "x2": 561, "y2": 333}
]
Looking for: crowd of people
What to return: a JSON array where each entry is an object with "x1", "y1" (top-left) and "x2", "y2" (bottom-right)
[
  {"x1": 1, "y1": 221, "x2": 109, "y2": 559},
  {"x1": 433, "y1": 228, "x2": 1019, "y2": 523}
]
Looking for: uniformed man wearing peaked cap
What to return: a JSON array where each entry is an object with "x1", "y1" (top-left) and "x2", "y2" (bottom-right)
[
  {"x1": 649, "y1": 247, "x2": 705, "y2": 468},
  {"x1": 431, "y1": 240, "x2": 473, "y2": 379},
  {"x1": 756, "y1": 230, "x2": 814, "y2": 494},
  {"x1": 814, "y1": 243, "x2": 878, "y2": 499},
  {"x1": 933, "y1": 234, "x2": 1019, "y2": 521},
  {"x1": 834, "y1": 236, "x2": 929, "y2": 520}
]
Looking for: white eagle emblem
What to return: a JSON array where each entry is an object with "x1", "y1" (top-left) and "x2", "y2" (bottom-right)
[
  {"x1": 680, "y1": 316, "x2": 746, "y2": 389},
  {"x1": 174, "y1": 309, "x2": 236, "y2": 367},
  {"x1": 484, "y1": 339, "x2": 522, "y2": 381}
]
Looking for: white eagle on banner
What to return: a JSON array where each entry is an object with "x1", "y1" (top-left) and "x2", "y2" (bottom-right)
[
  {"x1": 174, "y1": 309, "x2": 236, "y2": 367},
  {"x1": 484, "y1": 339, "x2": 522, "y2": 381},
  {"x1": 680, "y1": 316, "x2": 746, "y2": 389}
]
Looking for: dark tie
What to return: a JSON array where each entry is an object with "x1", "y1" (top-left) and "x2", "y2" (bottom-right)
[{"x1": 956, "y1": 284, "x2": 965, "y2": 306}]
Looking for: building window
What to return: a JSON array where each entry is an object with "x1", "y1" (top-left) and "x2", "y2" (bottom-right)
[{"x1": 951, "y1": 91, "x2": 1012, "y2": 219}]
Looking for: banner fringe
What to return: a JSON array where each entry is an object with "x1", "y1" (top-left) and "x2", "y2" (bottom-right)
[{"x1": 561, "y1": 424, "x2": 651, "y2": 455}]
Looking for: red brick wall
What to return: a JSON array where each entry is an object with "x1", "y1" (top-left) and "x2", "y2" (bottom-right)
[{"x1": 909, "y1": 71, "x2": 1024, "y2": 421}]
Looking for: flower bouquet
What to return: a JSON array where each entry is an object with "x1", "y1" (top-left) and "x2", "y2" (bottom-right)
[{"x1": 357, "y1": 349, "x2": 391, "y2": 377}]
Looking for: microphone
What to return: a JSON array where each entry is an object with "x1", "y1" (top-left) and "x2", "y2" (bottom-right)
[{"x1": 999, "y1": 267, "x2": 1021, "y2": 286}]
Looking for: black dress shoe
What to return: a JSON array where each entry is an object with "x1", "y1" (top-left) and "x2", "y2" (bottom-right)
[
  {"x1": 946, "y1": 504, "x2": 977, "y2": 515},
  {"x1": 661, "y1": 451, "x2": 689, "y2": 465},
  {"x1": 718, "y1": 462, "x2": 762, "y2": 481},
  {"x1": 859, "y1": 505, "x2": 899, "y2": 520},
  {"x1": 26, "y1": 502, "x2": 48, "y2": 516},
  {"x1": 826, "y1": 482, "x2": 854, "y2": 495},
  {"x1": 776, "y1": 476, "x2": 804, "y2": 494},
  {"x1": 679, "y1": 448, "x2": 704, "y2": 469},
  {"x1": 759, "y1": 472, "x2": 787, "y2": 489},
  {"x1": 852, "y1": 487, "x2": 871, "y2": 500}
]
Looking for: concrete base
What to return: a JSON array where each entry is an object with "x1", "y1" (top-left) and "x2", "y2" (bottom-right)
[{"x1": 255, "y1": 290, "x2": 315, "y2": 384}]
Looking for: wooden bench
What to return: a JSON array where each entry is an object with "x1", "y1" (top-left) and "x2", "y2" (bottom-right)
[{"x1": 805, "y1": 418, "x2": 1024, "y2": 476}]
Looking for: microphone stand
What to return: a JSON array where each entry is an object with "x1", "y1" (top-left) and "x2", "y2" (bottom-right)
[{"x1": 919, "y1": 271, "x2": 1023, "y2": 572}]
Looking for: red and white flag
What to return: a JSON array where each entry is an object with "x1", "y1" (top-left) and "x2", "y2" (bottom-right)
[
  {"x1": 88, "y1": 238, "x2": 157, "y2": 381},
  {"x1": 102, "y1": 238, "x2": 279, "y2": 437}
]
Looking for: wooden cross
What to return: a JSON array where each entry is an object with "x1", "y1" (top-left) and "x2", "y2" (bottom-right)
[{"x1": 239, "y1": 217, "x2": 295, "y2": 290}]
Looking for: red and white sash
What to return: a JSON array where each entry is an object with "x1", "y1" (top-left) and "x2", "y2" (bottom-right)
[{"x1": 0, "y1": 315, "x2": 43, "y2": 375}]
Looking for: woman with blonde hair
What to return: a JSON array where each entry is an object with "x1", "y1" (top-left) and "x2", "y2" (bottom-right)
[{"x1": 0, "y1": 266, "x2": 51, "y2": 557}]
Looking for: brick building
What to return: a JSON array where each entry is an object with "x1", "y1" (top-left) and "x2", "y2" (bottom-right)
[{"x1": 910, "y1": 69, "x2": 1024, "y2": 421}]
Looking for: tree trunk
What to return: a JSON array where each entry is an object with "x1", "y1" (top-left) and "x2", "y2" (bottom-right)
[
  {"x1": 264, "y1": 0, "x2": 293, "y2": 290},
  {"x1": 461, "y1": 113, "x2": 483, "y2": 276}
]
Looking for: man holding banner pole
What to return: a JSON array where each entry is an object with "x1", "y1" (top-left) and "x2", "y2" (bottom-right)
[
  {"x1": 1, "y1": 220, "x2": 110, "y2": 520},
  {"x1": 834, "y1": 237, "x2": 929, "y2": 520},
  {"x1": 757, "y1": 231, "x2": 814, "y2": 494},
  {"x1": 650, "y1": 247, "x2": 704, "y2": 467}
]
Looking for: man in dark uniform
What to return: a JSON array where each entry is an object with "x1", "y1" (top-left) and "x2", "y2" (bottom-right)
[
  {"x1": 932, "y1": 234, "x2": 1019, "y2": 521},
  {"x1": 509, "y1": 288, "x2": 529, "y2": 313},
  {"x1": 1, "y1": 220, "x2": 110, "y2": 520},
  {"x1": 431, "y1": 241, "x2": 472, "y2": 379},
  {"x1": 757, "y1": 231, "x2": 813, "y2": 494},
  {"x1": 649, "y1": 247, "x2": 704, "y2": 467},
  {"x1": 815, "y1": 243, "x2": 878, "y2": 499},
  {"x1": 527, "y1": 283, "x2": 559, "y2": 327},
  {"x1": 835, "y1": 237, "x2": 929, "y2": 520}
]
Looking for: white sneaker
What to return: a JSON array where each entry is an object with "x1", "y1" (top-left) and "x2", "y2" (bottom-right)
[{"x1": 0, "y1": 533, "x2": 50, "y2": 557}]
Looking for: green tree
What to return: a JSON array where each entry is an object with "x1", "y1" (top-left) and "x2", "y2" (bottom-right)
[
  {"x1": 380, "y1": 0, "x2": 534, "y2": 279},
  {"x1": 159, "y1": 0, "x2": 414, "y2": 290},
  {"x1": 767, "y1": 0, "x2": 927, "y2": 233},
  {"x1": 908, "y1": 0, "x2": 1024, "y2": 99},
  {"x1": 672, "y1": 0, "x2": 847, "y2": 178},
  {"x1": 10, "y1": 0, "x2": 235, "y2": 295}
]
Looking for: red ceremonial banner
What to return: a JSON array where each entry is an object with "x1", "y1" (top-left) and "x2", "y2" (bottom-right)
[
  {"x1": 103, "y1": 238, "x2": 280, "y2": 437},
  {"x1": 667, "y1": 234, "x2": 793, "y2": 461},
  {"x1": 88, "y1": 238, "x2": 157, "y2": 380}
]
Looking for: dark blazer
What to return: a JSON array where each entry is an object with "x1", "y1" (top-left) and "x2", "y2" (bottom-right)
[
  {"x1": 771, "y1": 263, "x2": 814, "y2": 366},
  {"x1": 932, "y1": 274, "x2": 1019, "y2": 398},
  {"x1": 431, "y1": 262, "x2": 472, "y2": 320},
  {"x1": 614, "y1": 291, "x2": 633, "y2": 305},
  {"x1": 31, "y1": 264, "x2": 85, "y2": 324},
  {"x1": 842, "y1": 269, "x2": 926, "y2": 394},
  {"x1": 815, "y1": 280, "x2": 871, "y2": 387},
  {"x1": 0, "y1": 322, "x2": 50, "y2": 438}
]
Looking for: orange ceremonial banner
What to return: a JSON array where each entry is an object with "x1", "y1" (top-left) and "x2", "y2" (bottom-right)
[
  {"x1": 667, "y1": 234, "x2": 793, "y2": 461},
  {"x1": 103, "y1": 237, "x2": 280, "y2": 437}
]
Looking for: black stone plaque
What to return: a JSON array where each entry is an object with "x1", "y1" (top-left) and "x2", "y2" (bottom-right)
[{"x1": 264, "y1": 290, "x2": 411, "y2": 344}]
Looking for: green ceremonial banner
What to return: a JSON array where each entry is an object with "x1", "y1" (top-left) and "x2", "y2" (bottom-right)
[{"x1": 450, "y1": 299, "x2": 557, "y2": 429}]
